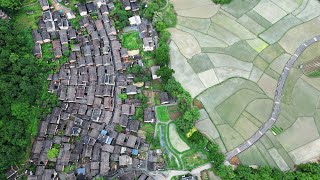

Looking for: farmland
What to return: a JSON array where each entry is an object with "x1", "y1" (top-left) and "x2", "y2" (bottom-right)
[{"x1": 169, "y1": 0, "x2": 320, "y2": 169}]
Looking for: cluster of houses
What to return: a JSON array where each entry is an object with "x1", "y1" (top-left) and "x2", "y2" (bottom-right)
[{"x1": 28, "y1": 1, "x2": 167, "y2": 179}]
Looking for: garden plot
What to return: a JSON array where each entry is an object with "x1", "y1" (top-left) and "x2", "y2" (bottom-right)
[
  {"x1": 216, "y1": 124, "x2": 245, "y2": 151},
  {"x1": 188, "y1": 53, "x2": 214, "y2": 74},
  {"x1": 270, "y1": 0, "x2": 301, "y2": 13},
  {"x1": 246, "y1": 10, "x2": 272, "y2": 29},
  {"x1": 292, "y1": 79, "x2": 320, "y2": 116},
  {"x1": 169, "y1": 123, "x2": 190, "y2": 152},
  {"x1": 273, "y1": 115, "x2": 293, "y2": 131},
  {"x1": 171, "y1": 0, "x2": 213, "y2": 10},
  {"x1": 242, "y1": 111, "x2": 263, "y2": 127},
  {"x1": 268, "y1": 148, "x2": 290, "y2": 171},
  {"x1": 237, "y1": 14, "x2": 265, "y2": 35},
  {"x1": 214, "y1": 138, "x2": 227, "y2": 153},
  {"x1": 246, "y1": 38, "x2": 268, "y2": 53},
  {"x1": 269, "y1": 53, "x2": 291, "y2": 74},
  {"x1": 221, "y1": 0, "x2": 261, "y2": 18},
  {"x1": 214, "y1": 67, "x2": 251, "y2": 82},
  {"x1": 176, "y1": 25, "x2": 227, "y2": 48},
  {"x1": 246, "y1": 99, "x2": 273, "y2": 124},
  {"x1": 264, "y1": 67, "x2": 280, "y2": 80},
  {"x1": 259, "y1": 43, "x2": 285, "y2": 64},
  {"x1": 253, "y1": 0, "x2": 287, "y2": 24},
  {"x1": 198, "y1": 109, "x2": 209, "y2": 121},
  {"x1": 279, "y1": 17, "x2": 320, "y2": 54},
  {"x1": 207, "y1": 53, "x2": 253, "y2": 71},
  {"x1": 203, "y1": 42, "x2": 258, "y2": 64},
  {"x1": 197, "y1": 69, "x2": 219, "y2": 88},
  {"x1": 259, "y1": 14, "x2": 302, "y2": 44},
  {"x1": 257, "y1": 73, "x2": 277, "y2": 98},
  {"x1": 249, "y1": 66, "x2": 264, "y2": 82},
  {"x1": 233, "y1": 115, "x2": 259, "y2": 139},
  {"x1": 238, "y1": 145, "x2": 269, "y2": 166},
  {"x1": 281, "y1": 68, "x2": 303, "y2": 104},
  {"x1": 177, "y1": 16, "x2": 211, "y2": 34},
  {"x1": 216, "y1": 89, "x2": 267, "y2": 126},
  {"x1": 259, "y1": 135, "x2": 275, "y2": 150},
  {"x1": 277, "y1": 117, "x2": 319, "y2": 152},
  {"x1": 255, "y1": 142, "x2": 278, "y2": 168},
  {"x1": 296, "y1": 0, "x2": 320, "y2": 22},
  {"x1": 211, "y1": 13, "x2": 255, "y2": 40},
  {"x1": 195, "y1": 118, "x2": 220, "y2": 141},
  {"x1": 207, "y1": 24, "x2": 240, "y2": 46},
  {"x1": 198, "y1": 78, "x2": 264, "y2": 108},
  {"x1": 301, "y1": 75, "x2": 320, "y2": 91},
  {"x1": 170, "y1": 42, "x2": 206, "y2": 97},
  {"x1": 289, "y1": 138, "x2": 320, "y2": 164},
  {"x1": 296, "y1": 42, "x2": 320, "y2": 65},
  {"x1": 253, "y1": 56, "x2": 269, "y2": 71},
  {"x1": 292, "y1": 0, "x2": 309, "y2": 16},
  {"x1": 176, "y1": 4, "x2": 220, "y2": 18},
  {"x1": 168, "y1": 28, "x2": 201, "y2": 59}
]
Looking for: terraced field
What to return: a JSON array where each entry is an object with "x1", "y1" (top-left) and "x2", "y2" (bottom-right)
[{"x1": 169, "y1": 0, "x2": 320, "y2": 169}]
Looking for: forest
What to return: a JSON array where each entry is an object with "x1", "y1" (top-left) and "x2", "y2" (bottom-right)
[{"x1": 0, "y1": 18, "x2": 58, "y2": 174}]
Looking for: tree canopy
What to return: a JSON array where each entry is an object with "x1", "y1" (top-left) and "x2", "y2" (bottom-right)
[
  {"x1": 0, "y1": 0, "x2": 20, "y2": 11},
  {"x1": 0, "y1": 20, "x2": 58, "y2": 174}
]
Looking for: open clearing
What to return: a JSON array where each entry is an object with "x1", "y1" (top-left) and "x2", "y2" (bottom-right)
[{"x1": 169, "y1": 0, "x2": 320, "y2": 169}]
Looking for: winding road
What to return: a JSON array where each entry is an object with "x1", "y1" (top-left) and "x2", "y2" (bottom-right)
[{"x1": 226, "y1": 35, "x2": 320, "y2": 160}]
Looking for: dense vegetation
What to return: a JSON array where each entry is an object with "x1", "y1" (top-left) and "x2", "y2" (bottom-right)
[
  {"x1": 0, "y1": 19, "x2": 58, "y2": 174},
  {"x1": 109, "y1": 0, "x2": 132, "y2": 30},
  {"x1": 212, "y1": 0, "x2": 233, "y2": 4},
  {"x1": 0, "y1": 0, "x2": 20, "y2": 11}
]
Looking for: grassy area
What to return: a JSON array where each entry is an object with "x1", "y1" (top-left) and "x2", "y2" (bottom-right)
[
  {"x1": 121, "y1": 31, "x2": 142, "y2": 50},
  {"x1": 163, "y1": 152, "x2": 179, "y2": 169},
  {"x1": 181, "y1": 149, "x2": 209, "y2": 170},
  {"x1": 140, "y1": 123, "x2": 156, "y2": 143},
  {"x1": 15, "y1": 3, "x2": 43, "y2": 29},
  {"x1": 156, "y1": 106, "x2": 170, "y2": 122}
]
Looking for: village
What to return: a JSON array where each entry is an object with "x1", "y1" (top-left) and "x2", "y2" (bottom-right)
[{"x1": 28, "y1": 0, "x2": 174, "y2": 179}]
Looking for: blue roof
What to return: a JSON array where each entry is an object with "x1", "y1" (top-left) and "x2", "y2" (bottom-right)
[
  {"x1": 132, "y1": 149, "x2": 139, "y2": 155},
  {"x1": 77, "y1": 168, "x2": 85, "y2": 175},
  {"x1": 101, "y1": 130, "x2": 107, "y2": 135}
]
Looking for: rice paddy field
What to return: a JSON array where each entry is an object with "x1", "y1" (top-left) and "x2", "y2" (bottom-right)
[{"x1": 169, "y1": 0, "x2": 320, "y2": 170}]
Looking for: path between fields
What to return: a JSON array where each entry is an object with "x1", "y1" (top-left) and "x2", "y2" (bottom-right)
[{"x1": 226, "y1": 35, "x2": 320, "y2": 160}]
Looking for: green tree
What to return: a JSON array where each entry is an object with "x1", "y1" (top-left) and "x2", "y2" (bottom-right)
[
  {"x1": 47, "y1": 147, "x2": 59, "y2": 159},
  {"x1": 155, "y1": 44, "x2": 169, "y2": 66},
  {"x1": 142, "y1": 2, "x2": 159, "y2": 20},
  {"x1": 109, "y1": 0, "x2": 132, "y2": 30},
  {"x1": 156, "y1": 66, "x2": 174, "y2": 83}
]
